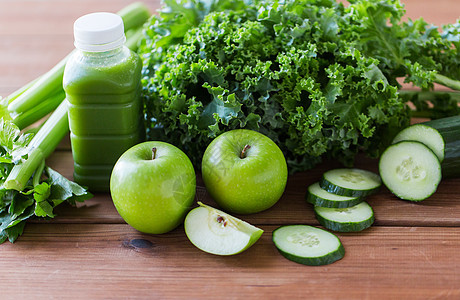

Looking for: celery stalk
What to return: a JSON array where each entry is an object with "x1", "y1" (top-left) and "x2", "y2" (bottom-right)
[
  {"x1": 7, "y1": 57, "x2": 67, "y2": 117},
  {"x1": 4, "y1": 100, "x2": 69, "y2": 191},
  {"x1": 118, "y1": 2, "x2": 151, "y2": 31},
  {"x1": 125, "y1": 27, "x2": 144, "y2": 52},
  {"x1": 11, "y1": 89, "x2": 66, "y2": 129}
]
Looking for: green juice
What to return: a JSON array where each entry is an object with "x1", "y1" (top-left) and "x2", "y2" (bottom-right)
[{"x1": 63, "y1": 47, "x2": 143, "y2": 192}]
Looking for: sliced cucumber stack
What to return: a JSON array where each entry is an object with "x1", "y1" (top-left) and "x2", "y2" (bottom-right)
[
  {"x1": 272, "y1": 225, "x2": 345, "y2": 266},
  {"x1": 306, "y1": 182, "x2": 363, "y2": 208},
  {"x1": 292, "y1": 168, "x2": 380, "y2": 265},
  {"x1": 314, "y1": 202, "x2": 374, "y2": 232},
  {"x1": 379, "y1": 141, "x2": 441, "y2": 201},
  {"x1": 306, "y1": 168, "x2": 379, "y2": 233},
  {"x1": 320, "y1": 168, "x2": 382, "y2": 197}
]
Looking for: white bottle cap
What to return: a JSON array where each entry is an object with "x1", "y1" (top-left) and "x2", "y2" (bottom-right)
[{"x1": 73, "y1": 12, "x2": 126, "y2": 52}]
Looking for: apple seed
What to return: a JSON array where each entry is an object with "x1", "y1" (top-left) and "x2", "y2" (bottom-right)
[{"x1": 216, "y1": 215, "x2": 228, "y2": 227}]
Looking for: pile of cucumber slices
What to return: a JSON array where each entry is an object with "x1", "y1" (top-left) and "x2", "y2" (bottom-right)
[
  {"x1": 273, "y1": 168, "x2": 381, "y2": 266},
  {"x1": 307, "y1": 168, "x2": 381, "y2": 232},
  {"x1": 273, "y1": 116, "x2": 460, "y2": 266}
]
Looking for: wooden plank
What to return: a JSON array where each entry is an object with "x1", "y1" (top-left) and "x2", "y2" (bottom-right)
[
  {"x1": 0, "y1": 0, "x2": 161, "y2": 95},
  {"x1": 0, "y1": 0, "x2": 160, "y2": 35},
  {"x1": 0, "y1": 224, "x2": 459, "y2": 299},
  {"x1": 401, "y1": 0, "x2": 460, "y2": 25},
  {"x1": 0, "y1": 36, "x2": 71, "y2": 95}
]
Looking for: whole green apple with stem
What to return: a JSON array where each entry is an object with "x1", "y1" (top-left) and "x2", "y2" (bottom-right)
[
  {"x1": 201, "y1": 129, "x2": 288, "y2": 214},
  {"x1": 110, "y1": 141, "x2": 196, "y2": 234}
]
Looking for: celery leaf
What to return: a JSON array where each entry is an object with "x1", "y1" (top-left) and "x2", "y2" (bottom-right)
[{"x1": 0, "y1": 118, "x2": 92, "y2": 244}]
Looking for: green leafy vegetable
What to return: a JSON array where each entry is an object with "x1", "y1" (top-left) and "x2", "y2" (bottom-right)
[
  {"x1": 140, "y1": 0, "x2": 426, "y2": 171},
  {"x1": 139, "y1": 0, "x2": 460, "y2": 172},
  {"x1": 3, "y1": 101, "x2": 69, "y2": 191},
  {"x1": 0, "y1": 119, "x2": 93, "y2": 243},
  {"x1": 345, "y1": 0, "x2": 460, "y2": 112}
]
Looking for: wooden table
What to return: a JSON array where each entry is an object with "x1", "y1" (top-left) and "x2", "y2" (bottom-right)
[{"x1": 1, "y1": 1, "x2": 459, "y2": 299}]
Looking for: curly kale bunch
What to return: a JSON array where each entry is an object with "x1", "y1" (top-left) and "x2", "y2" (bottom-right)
[{"x1": 139, "y1": 0, "x2": 459, "y2": 172}]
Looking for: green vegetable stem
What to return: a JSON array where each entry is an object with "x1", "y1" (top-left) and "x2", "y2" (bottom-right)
[
  {"x1": 3, "y1": 101, "x2": 69, "y2": 191},
  {"x1": 0, "y1": 113, "x2": 93, "y2": 243}
]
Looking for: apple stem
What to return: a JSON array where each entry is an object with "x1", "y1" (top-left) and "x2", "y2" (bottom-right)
[
  {"x1": 152, "y1": 147, "x2": 157, "y2": 160},
  {"x1": 240, "y1": 144, "x2": 251, "y2": 159}
]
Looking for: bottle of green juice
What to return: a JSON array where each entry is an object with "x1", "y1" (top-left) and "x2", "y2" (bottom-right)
[{"x1": 63, "y1": 12, "x2": 143, "y2": 192}]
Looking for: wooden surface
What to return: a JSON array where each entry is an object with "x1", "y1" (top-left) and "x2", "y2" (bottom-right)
[{"x1": 1, "y1": 1, "x2": 460, "y2": 299}]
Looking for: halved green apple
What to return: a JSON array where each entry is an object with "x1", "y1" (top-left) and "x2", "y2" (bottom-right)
[{"x1": 184, "y1": 202, "x2": 264, "y2": 255}]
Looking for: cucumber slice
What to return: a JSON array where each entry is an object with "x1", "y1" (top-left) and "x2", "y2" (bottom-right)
[
  {"x1": 392, "y1": 116, "x2": 460, "y2": 178},
  {"x1": 272, "y1": 225, "x2": 345, "y2": 266},
  {"x1": 306, "y1": 182, "x2": 363, "y2": 208},
  {"x1": 379, "y1": 141, "x2": 441, "y2": 201},
  {"x1": 392, "y1": 124, "x2": 445, "y2": 162},
  {"x1": 320, "y1": 168, "x2": 382, "y2": 197},
  {"x1": 314, "y1": 202, "x2": 374, "y2": 232}
]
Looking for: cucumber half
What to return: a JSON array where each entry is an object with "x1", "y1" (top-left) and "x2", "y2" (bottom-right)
[
  {"x1": 314, "y1": 202, "x2": 374, "y2": 232},
  {"x1": 379, "y1": 141, "x2": 441, "y2": 201},
  {"x1": 320, "y1": 168, "x2": 382, "y2": 197},
  {"x1": 306, "y1": 182, "x2": 363, "y2": 208},
  {"x1": 272, "y1": 225, "x2": 345, "y2": 266}
]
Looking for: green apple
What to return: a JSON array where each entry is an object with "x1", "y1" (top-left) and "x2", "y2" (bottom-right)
[
  {"x1": 184, "y1": 202, "x2": 263, "y2": 255},
  {"x1": 201, "y1": 129, "x2": 288, "y2": 214},
  {"x1": 110, "y1": 141, "x2": 196, "y2": 234}
]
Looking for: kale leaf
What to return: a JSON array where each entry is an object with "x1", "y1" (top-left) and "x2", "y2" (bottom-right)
[{"x1": 139, "y1": 0, "x2": 459, "y2": 172}]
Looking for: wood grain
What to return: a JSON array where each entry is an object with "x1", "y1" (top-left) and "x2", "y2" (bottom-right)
[
  {"x1": 0, "y1": 224, "x2": 459, "y2": 299},
  {"x1": 0, "y1": 0, "x2": 161, "y2": 95}
]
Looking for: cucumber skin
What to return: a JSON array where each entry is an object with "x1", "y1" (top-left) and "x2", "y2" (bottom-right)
[
  {"x1": 442, "y1": 147, "x2": 460, "y2": 178},
  {"x1": 306, "y1": 192, "x2": 364, "y2": 208},
  {"x1": 272, "y1": 227, "x2": 345, "y2": 266},
  {"x1": 319, "y1": 178, "x2": 380, "y2": 198},
  {"x1": 314, "y1": 209, "x2": 375, "y2": 232},
  {"x1": 422, "y1": 116, "x2": 460, "y2": 178},
  {"x1": 275, "y1": 243, "x2": 345, "y2": 266}
]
